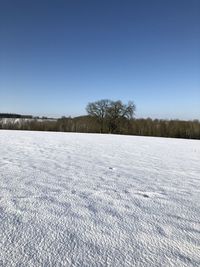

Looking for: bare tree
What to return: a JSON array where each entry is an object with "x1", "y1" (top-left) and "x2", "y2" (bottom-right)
[
  {"x1": 86, "y1": 99, "x2": 111, "y2": 133},
  {"x1": 106, "y1": 100, "x2": 136, "y2": 133},
  {"x1": 86, "y1": 99, "x2": 136, "y2": 133}
]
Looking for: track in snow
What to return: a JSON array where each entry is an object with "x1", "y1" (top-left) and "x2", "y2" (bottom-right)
[{"x1": 0, "y1": 130, "x2": 200, "y2": 266}]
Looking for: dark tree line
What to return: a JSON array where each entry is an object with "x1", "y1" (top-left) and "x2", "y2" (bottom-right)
[
  {"x1": 0, "y1": 113, "x2": 33, "y2": 119},
  {"x1": 1, "y1": 116, "x2": 200, "y2": 139},
  {"x1": 1, "y1": 116, "x2": 199, "y2": 139},
  {"x1": 0, "y1": 100, "x2": 200, "y2": 139}
]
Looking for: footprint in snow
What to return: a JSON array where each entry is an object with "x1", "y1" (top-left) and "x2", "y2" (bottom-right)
[{"x1": 142, "y1": 194, "x2": 149, "y2": 198}]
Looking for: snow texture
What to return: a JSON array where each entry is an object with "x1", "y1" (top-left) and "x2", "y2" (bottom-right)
[{"x1": 0, "y1": 130, "x2": 200, "y2": 267}]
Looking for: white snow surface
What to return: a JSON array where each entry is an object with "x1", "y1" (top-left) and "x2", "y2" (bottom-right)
[{"x1": 0, "y1": 130, "x2": 200, "y2": 267}]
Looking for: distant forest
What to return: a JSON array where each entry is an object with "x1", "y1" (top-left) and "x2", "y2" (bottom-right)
[
  {"x1": 1, "y1": 116, "x2": 200, "y2": 140},
  {"x1": 0, "y1": 113, "x2": 33, "y2": 119},
  {"x1": 0, "y1": 100, "x2": 200, "y2": 139}
]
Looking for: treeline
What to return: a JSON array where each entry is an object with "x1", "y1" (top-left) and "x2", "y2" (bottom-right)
[
  {"x1": 1, "y1": 100, "x2": 199, "y2": 139},
  {"x1": 0, "y1": 116, "x2": 200, "y2": 139},
  {"x1": 0, "y1": 113, "x2": 33, "y2": 119},
  {"x1": 57, "y1": 117, "x2": 200, "y2": 139}
]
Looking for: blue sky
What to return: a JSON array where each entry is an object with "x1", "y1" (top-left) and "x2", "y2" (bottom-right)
[{"x1": 0, "y1": 0, "x2": 199, "y2": 119}]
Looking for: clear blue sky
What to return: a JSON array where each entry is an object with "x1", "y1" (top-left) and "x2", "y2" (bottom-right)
[{"x1": 0, "y1": 0, "x2": 199, "y2": 119}]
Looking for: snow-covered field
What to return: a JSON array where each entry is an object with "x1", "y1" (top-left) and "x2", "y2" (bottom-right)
[{"x1": 0, "y1": 130, "x2": 200, "y2": 267}]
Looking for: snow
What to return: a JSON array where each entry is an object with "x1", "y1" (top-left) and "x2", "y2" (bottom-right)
[
  {"x1": 0, "y1": 130, "x2": 200, "y2": 267},
  {"x1": 0, "y1": 118, "x2": 56, "y2": 126}
]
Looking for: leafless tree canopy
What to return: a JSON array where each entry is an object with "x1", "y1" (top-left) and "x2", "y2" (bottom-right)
[{"x1": 86, "y1": 99, "x2": 136, "y2": 133}]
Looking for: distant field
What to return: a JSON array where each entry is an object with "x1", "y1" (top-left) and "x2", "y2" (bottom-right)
[{"x1": 0, "y1": 130, "x2": 200, "y2": 266}]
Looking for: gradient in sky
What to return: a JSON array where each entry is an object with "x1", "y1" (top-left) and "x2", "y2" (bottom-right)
[{"x1": 0, "y1": 0, "x2": 200, "y2": 119}]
